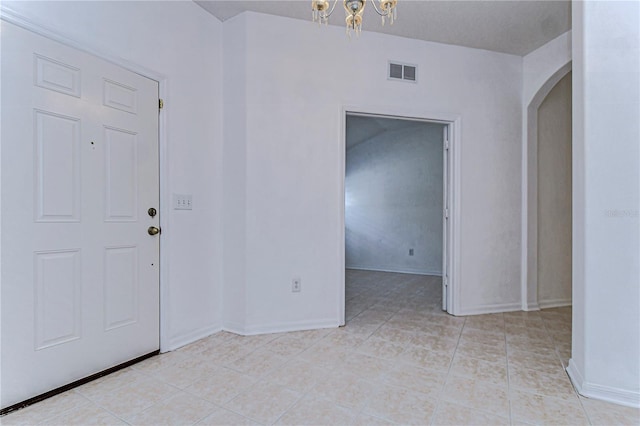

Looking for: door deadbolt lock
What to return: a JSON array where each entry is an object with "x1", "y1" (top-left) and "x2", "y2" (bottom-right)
[
  {"x1": 148, "y1": 226, "x2": 160, "y2": 236},
  {"x1": 148, "y1": 207, "x2": 157, "y2": 217}
]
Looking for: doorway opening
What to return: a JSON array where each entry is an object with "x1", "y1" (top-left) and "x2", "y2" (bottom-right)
[{"x1": 340, "y1": 111, "x2": 458, "y2": 324}]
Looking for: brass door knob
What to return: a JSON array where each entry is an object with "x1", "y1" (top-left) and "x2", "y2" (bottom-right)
[{"x1": 148, "y1": 226, "x2": 160, "y2": 236}]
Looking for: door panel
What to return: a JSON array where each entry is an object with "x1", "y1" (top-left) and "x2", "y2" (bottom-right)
[{"x1": 1, "y1": 21, "x2": 160, "y2": 408}]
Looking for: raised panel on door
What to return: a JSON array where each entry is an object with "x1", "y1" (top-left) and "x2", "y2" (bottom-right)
[
  {"x1": 0, "y1": 21, "x2": 160, "y2": 409},
  {"x1": 34, "y1": 250, "x2": 82, "y2": 349},
  {"x1": 104, "y1": 246, "x2": 139, "y2": 331},
  {"x1": 104, "y1": 126, "x2": 138, "y2": 222},
  {"x1": 34, "y1": 110, "x2": 81, "y2": 222}
]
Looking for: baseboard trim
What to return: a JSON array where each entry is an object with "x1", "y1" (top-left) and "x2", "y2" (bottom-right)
[
  {"x1": 346, "y1": 266, "x2": 442, "y2": 276},
  {"x1": 538, "y1": 298, "x2": 572, "y2": 309},
  {"x1": 222, "y1": 321, "x2": 246, "y2": 336},
  {"x1": 224, "y1": 319, "x2": 339, "y2": 336},
  {"x1": 457, "y1": 302, "x2": 522, "y2": 316},
  {"x1": 567, "y1": 359, "x2": 640, "y2": 408},
  {"x1": 525, "y1": 302, "x2": 541, "y2": 311},
  {"x1": 166, "y1": 324, "x2": 222, "y2": 351}
]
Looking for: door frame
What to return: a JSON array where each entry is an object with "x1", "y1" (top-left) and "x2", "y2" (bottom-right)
[
  {"x1": 0, "y1": 8, "x2": 170, "y2": 352},
  {"x1": 338, "y1": 105, "x2": 462, "y2": 323}
]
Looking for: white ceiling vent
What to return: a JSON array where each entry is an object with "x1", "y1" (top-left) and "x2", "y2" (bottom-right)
[{"x1": 388, "y1": 61, "x2": 417, "y2": 83}]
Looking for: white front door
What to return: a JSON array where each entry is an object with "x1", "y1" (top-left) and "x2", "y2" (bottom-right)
[{"x1": 1, "y1": 21, "x2": 160, "y2": 408}]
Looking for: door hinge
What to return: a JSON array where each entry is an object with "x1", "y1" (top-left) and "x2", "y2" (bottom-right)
[
  {"x1": 159, "y1": 99, "x2": 164, "y2": 110},
  {"x1": 444, "y1": 139, "x2": 450, "y2": 150},
  {"x1": 444, "y1": 208, "x2": 449, "y2": 219},
  {"x1": 444, "y1": 276, "x2": 448, "y2": 287}
]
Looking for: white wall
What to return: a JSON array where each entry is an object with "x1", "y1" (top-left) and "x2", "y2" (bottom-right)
[
  {"x1": 568, "y1": 0, "x2": 640, "y2": 408},
  {"x1": 537, "y1": 72, "x2": 572, "y2": 307},
  {"x1": 221, "y1": 11, "x2": 523, "y2": 332},
  {"x1": 1, "y1": 1, "x2": 224, "y2": 350},
  {"x1": 345, "y1": 121, "x2": 444, "y2": 275}
]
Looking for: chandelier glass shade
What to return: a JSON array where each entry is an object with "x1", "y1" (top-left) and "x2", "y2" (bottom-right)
[{"x1": 312, "y1": 0, "x2": 398, "y2": 36}]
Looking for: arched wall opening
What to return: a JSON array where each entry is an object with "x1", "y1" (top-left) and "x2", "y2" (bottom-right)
[{"x1": 523, "y1": 61, "x2": 573, "y2": 310}]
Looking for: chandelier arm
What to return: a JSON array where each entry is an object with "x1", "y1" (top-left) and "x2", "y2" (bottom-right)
[
  {"x1": 325, "y1": 0, "x2": 340, "y2": 18},
  {"x1": 369, "y1": 0, "x2": 391, "y2": 17}
]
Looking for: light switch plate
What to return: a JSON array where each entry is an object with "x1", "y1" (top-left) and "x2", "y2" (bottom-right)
[{"x1": 174, "y1": 193, "x2": 192, "y2": 210}]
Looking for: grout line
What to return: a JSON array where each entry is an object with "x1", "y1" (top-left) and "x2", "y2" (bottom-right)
[{"x1": 428, "y1": 315, "x2": 467, "y2": 425}]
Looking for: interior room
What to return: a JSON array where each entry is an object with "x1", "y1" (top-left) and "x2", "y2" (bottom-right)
[
  {"x1": 1, "y1": 0, "x2": 638, "y2": 424},
  {"x1": 345, "y1": 115, "x2": 446, "y2": 319}
]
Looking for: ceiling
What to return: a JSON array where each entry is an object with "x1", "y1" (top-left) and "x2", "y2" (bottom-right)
[{"x1": 194, "y1": 0, "x2": 571, "y2": 56}]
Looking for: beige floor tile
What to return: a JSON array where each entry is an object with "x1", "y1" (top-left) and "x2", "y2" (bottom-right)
[
  {"x1": 507, "y1": 339, "x2": 557, "y2": 357},
  {"x1": 126, "y1": 392, "x2": 217, "y2": 426},
  {"x1": 1, "y1": 392, "x2": 91, "y2": 425},
  {"x1": 275, "y1": 395, "x2": 354, "y2": 425},
  {"x1": 185, "y1": 367, "x2": 256, "y2": 406},
  {"x1": 380, "y1": 361, "x2": 446, "y2": 398},
  {"x1": 262, "y1": 334, "x2": 316, "y2": 357},
  {"x1": 262, "y1": 359, "x2": 324, "y2": 393},
  {"x1": 75, "y1": 368, "x2": 148, "y2": 401},
  {"x1": 363, "y1": 383, "x2": 437, "y2": 425},
  {"x1": 308, "y1": 371, "x2": 373, "y2": 411},
  {"x1": 126, "y1": 404, "x2": 192, "y2": 426},
  {"x1": 340, "y1": 353, "x2": 395, "y2": 381},
  {"x1": 580, "y1": 396, "x2": 640, "y2": 426},
  {"x1": 450, "y1": 354, "x2": 508, "y2": 386},
  {"x1": 506, "y1": 328, "x2": 552, "y2": 343},
  {"x1": 409, "y1": 333, "x2": 459, "y2": 353},
  {"x1": 351, "y1": 412, "x2": 396, "y2": 425},
  {"x1": 354, "y1": 336, "x2": 406, "y2": 360},
  {"x1": 509, "y1": 365, "x2": 578, "y2": 401},
  {"x1": 131, "y1": 351, "x2": 189, "y2": 375},
  {"x1": 507, "y1": 348, "x2": 564, "y2": 376},
  {"x1": 510, "y1": 389, "x2": 589, "y2": 425},
  {"x1": 460, "y1": 327, "x2": 506, "y2": 345},
  {"x1": 442, "y1": 376, "x2": 509, "y2": 417},
  {"x1": 463, "y1": 314, "x2": 505, "y2": 332},
  {"x1": 38, "y1": 402, "x2": 126, "y2": 425},
  {"x1": 196, "y1": 409, "x2": 260, "y2": 426},
  {"x1": 424, "y1": 312, "x2": 466, "y2": 328},
  {"x1": 224, "y1": 381, "x2": 300, "y2": 425},
  {"x1": 89, "y1": 377, "x2": 179, "y2": 419},
  {"x1": 398, "y1": 344, "x2": 454, "y2": 372},
  {"x1": 226, "y1": 348, "x2": 287, "y2": 377},
  {"x1": 315, "y1": 330, "x2": 366, "y2": 350},
  {"x1": 432, "y1": 400, "x2": 510, "y2": 426},
  {"x1": 152, "y1": 357, "x2": 218, "y2": 389},
  {"x1": 4, "y1": 272, "x2": 599, "y2": 426},
  {"x1": 371, "y1": 325, "x2": 416, "y2": 345},
  {"x1": 455, "y1": 340, "x2": 507, "y2": 364}
]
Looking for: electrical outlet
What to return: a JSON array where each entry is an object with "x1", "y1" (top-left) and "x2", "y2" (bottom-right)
[
  {"x1": 409, "y1": 248, "x2": 414, "y2": 256},
  {"x1": 173, "y1": 193, "x2": 193, "y2": 210},
  {"x1": 292, "y1": 277, "x2": 301, "y2": 293}
]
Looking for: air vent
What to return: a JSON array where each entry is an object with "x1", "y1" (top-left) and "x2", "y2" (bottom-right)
[{"x1": 388, "y1": 61, "x2": 417, "y2": 83}]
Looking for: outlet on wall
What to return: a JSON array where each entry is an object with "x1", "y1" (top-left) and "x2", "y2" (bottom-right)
[{"x1": 292, "y1": 277, "x2": 301, "y2": 293}]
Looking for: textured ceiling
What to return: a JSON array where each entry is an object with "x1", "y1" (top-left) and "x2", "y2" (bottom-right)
[{"x1": 195, "y1": 0, "x2": 571, "y2": 56}]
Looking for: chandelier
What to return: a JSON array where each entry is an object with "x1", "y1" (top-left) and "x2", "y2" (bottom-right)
[{"x1": 312, "y1": 0, "x2": 398, "y2": 36}]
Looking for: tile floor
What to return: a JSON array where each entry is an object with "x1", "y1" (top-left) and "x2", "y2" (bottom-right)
[{"x1": 3, "y1": 270, "x2": 639, "y2": 425}]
